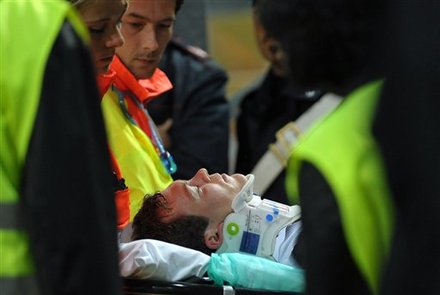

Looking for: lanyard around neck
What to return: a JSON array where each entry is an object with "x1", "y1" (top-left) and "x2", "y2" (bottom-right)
[{"x1": 113, "y1": 85, "x2": 177, "y2": 175}]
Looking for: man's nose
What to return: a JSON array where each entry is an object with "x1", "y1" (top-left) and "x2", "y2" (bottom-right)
[
  {"x1": 189, "y1": 168, "x2": 210, "y2": 186},
  {"x1": 140, "y1": 25, "x2": 159, "y2": 52},
  {"x1": 106, "y1": 26, "x2": 124, "y2": 48}
]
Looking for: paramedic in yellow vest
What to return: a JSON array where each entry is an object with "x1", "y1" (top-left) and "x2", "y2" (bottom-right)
[
  {"x1": 102, "y1": 0, "x2": 184, "y2": 219},
  {"x1": 0, "y1": 1, "x2": 122, "y2": 295},
  {"x1": 258, "y1": 1, "x2": 393, "y2": 294}
]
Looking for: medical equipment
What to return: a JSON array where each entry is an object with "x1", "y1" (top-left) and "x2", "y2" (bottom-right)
[{"x1": 217, "y1": 175, "x2": 301, "y2": 259}]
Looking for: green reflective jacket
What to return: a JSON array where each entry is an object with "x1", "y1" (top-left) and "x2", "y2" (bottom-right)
[
  {"x1": 286, "y1": 81, "x2": 394, "y2": 294},
  {"x1": 0, "y1": 0, "x2": 87, "y2": 290}
]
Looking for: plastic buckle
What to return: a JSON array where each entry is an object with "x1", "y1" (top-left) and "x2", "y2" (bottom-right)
[
  {"x1": 160, "y1": 151, "x2": 177, "y2": 175},
  {"x1": 276, "y1": 122, "x2": 302, "y2": 151}
]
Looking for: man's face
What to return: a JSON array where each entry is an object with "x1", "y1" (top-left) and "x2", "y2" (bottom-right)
[
  {"x1": 159, "y1": 169, "x2": 247, "y2": 224},
  {"x1": 116, "y1": 0, "x2": 176, "y2": 79},
  {"x1": 79, "y1": 0, "x2": 126, "y2": 74},
  {"x1": 252, "y1": 7, "x2": 287, "y2": 77}
]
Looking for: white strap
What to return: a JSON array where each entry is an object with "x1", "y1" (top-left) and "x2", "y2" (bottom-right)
[{"x1": 251, "y1": 93, "x2": 342, "y2": 195}]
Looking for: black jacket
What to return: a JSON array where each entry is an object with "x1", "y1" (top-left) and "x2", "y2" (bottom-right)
[
  {"x1": 234, "y1": 69, "x2": 321, "y2": 204},
  {"x1": 148, "y1": 39, "x2": 230, "y2": 179},
  {"x1": 22, "y1": 23, "x2": 121, "y2": 295}
]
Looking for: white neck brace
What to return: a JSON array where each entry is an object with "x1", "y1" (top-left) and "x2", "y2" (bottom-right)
[{"x1": 217, "y1": 175, "x2": 301, "y2": 259}]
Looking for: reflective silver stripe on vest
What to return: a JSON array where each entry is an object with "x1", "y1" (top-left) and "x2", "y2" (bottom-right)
[
  {"x1": 0, "y1": 276, "x2": 40, "y2": 295},
  {"x1": 0, "y1": 203, "x2": 23, "y2": 230}
]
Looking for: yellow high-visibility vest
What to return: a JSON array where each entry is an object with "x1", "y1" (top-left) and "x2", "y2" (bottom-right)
[
  {"x1": 0, "y1": 1, "x2": 87, "y2": 293},
  {"x1": 287, "y1": 81, "x2": 394, "y2": 294},
  {"x1": 101, "y1": 88, "x2": 172, "y2": 219}
]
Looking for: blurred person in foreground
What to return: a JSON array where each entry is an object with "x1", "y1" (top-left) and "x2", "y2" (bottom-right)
[
  {"x1": 373, "y1": 1, "x2": 440, "y2": 294},
  {"x1": 260, "y1": 0, "x2": 391, "y2": 294},
  {"x1": 0, "y1": 0, "x2": 122, "y2": 294}
]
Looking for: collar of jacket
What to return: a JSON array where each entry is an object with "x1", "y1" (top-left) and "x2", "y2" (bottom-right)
[
  {"x1": 110, "y1": 55, "x2": 173, "y2": 104},
  {"x1": 97, "y1": 68, "x2": 117, "y2": 98}
]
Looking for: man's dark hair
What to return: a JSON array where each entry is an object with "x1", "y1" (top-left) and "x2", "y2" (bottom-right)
[
  {"x1": 131, "y1": 192, "x2": 215, "y2": 255},
  {"x1": 257, "y1": 0, "x2": 385, "y2": 93},
  {"x1": 175, "y1": 0, "x2": 184, "y2": 13}
]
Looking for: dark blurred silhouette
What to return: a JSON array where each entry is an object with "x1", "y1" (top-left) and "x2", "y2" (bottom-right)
[{"x1": 374, "y1": 1, "x2": 440, "y2": 294}]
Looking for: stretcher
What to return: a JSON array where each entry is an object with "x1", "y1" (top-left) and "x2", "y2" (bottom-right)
[
  {"x1": 119, "y1": 239, "x2": 303, "y2": 295},
  {"x1": 123, "y1": 277, "x2": 301, "y2": 295}
]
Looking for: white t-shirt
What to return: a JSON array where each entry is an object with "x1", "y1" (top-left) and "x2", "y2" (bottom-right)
[{"x1": 273, "y1": 220, "x2": 302, "y2": 267}]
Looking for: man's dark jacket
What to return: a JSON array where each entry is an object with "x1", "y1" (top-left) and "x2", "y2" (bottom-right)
[
  {"x1": 148, "y1": 38, "x2": 229, "y2": 179},
  {"x1": 234, "y1": 69, "x2": 321, "y2": 204}
]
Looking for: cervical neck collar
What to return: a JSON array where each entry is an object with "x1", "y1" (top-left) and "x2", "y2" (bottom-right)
[{"x1": 217, "y1": 175, "x2": 301, "y2": 259}]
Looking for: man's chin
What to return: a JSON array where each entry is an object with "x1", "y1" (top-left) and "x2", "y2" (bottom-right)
[
  {"x1": 129, "y1": 60, "x2": 156, "y2": 79},
  {"x1": 133, "y1": 68, "x2": 154, "y2": 80}
]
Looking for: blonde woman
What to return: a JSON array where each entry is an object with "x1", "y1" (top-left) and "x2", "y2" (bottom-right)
[
  {"x1": 68, "y1": 0, "x2": 127, "y2": 74},
  {"x1": 68, "y1": 0, "x2": 133, "y2": 231}
]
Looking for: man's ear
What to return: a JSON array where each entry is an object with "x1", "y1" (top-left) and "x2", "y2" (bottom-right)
[{"x1": 204, "y1": 223, "x2": 224, "y2": 250}]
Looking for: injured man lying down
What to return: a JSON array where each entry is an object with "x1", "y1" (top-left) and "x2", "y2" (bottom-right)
[{"x1": 119, "y1": 168, "x2": 304, "y2": 292}]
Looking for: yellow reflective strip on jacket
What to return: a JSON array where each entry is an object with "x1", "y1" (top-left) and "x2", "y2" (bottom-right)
[
  {"x1": 286, "y1": 81, "x2": 394, "y2": 294},
  {"x1": 101, "y1": 88, "x2": 172, "y2": 219},
  {"x1": 0, "y1": 230, "x2": 34, "y2": 276}
]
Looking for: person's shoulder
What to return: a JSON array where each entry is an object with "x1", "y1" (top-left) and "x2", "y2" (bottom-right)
[
  {"x1": 162, "y1": 37, "x2": 227, "y2": 81},
  {"x1": 167, "y1": 37, "x2": 210, "y2": 63}
]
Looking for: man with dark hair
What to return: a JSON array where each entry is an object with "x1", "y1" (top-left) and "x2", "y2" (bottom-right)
[
  {"x1": 132, "y1": 193, "x2": 217, "y2": 255},
  {"x1": 102, "y1": 0, "x2": 187, "y2": 221},
  {"x1": 131, "y1": 168, "x2": 302, "y2": 268},
  {"x1": 258, "y1": 0, "x2": 389, "y2": 294}
]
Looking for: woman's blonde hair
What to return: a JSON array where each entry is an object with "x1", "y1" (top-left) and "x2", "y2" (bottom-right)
[
  {"x1": 67, "y1": 0, "x2": 91, "y2": 10},
  {"x1": 68, "y1": 0, "x2": 128, "y2": 11},
  {"x1": 69, "y1": 0, "x2": 182, "y2": 12}
]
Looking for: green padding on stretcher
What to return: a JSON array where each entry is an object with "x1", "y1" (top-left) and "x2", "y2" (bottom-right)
[{"x1": 208, "y1": 252, "x2": 304, "y2": 292}]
